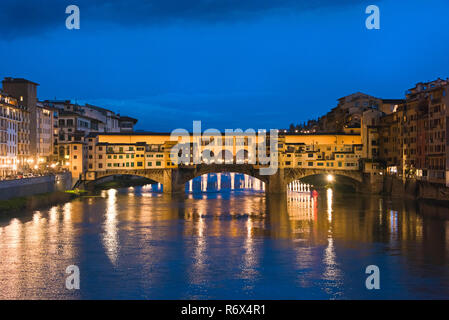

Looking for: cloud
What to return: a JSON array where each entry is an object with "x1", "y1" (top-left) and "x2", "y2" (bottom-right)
[{"x1": 0, "y1": 0, "x2": 368, "y2": 39}]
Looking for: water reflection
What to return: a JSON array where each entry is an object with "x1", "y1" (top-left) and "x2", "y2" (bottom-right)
[
  {"x1": 103, "y1": 189, "x2": 119, "y2": 265},
  {"x1": 327, "y1": 188, "x2": 333, "y2": 223},
  {"x1": 0, "y1": 181, "x2": 449, "y2": 299}
]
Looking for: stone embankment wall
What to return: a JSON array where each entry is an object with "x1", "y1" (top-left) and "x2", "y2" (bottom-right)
[
  {"x1": 0, "y1": 172, "x2": 72, "y2": 201},
  {"x1": 382, "y1": 175, "x2": 449, "y2": 202}
]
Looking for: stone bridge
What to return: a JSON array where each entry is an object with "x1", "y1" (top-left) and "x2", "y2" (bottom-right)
[{"x1": 81, "y1": 164, "x2": 375, "y2": 193}]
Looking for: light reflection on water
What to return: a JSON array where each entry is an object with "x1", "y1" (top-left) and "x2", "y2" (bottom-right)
[{"x1": 0, "y1": 177, "x2": 449, "y2": 299}]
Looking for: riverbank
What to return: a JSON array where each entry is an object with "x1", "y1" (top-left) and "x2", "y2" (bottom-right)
[{"x1": 0, "y1": 190, "x2": 86, "y2": 214}]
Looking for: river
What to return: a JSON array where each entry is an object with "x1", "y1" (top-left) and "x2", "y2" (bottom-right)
[{"x1": 1, "y1": 174, "x2": 449, "y2": 299}]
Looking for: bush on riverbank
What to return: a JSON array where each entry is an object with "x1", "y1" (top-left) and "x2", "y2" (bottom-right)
[{"x1": 0, "y1": 191, "x2": 77, "y2": 214}]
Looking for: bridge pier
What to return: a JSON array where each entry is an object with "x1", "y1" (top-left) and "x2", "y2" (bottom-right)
[
  {"x1": 358, "y1": 173, "x2": 384, "y2": 194},
  {"x1": 266, "y1": 169, "x2": 287, "y2": 194},
  {"x1": 163, "y1": 169, "x2": 185, "y2": 194}
]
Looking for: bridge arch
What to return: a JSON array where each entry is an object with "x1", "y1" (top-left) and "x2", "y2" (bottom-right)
[
  {"x1": 82, "y1": 169, "x2": 167, "y2": 189},
  {"x1": 174, "y1": 164, "x2": 269, "y2": 188},
  {"x1": 283, "y1": 168, "x2": 364, "y2": 189}
]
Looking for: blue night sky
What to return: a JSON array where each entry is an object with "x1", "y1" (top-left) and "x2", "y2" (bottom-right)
[{"x1": 1, "y1": 0, "x2": 448, "y2": 131}]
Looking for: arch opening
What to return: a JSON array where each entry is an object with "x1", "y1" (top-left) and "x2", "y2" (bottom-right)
[
  {"x1": 288, "y1": 173, "x2": 361, "y2": 193},
  {"x1": 84, "y1": 174, "x2": 164, "y2": 191},
  {"x1": 184, "y1": 172, "x2": 266, "y2": 193}
]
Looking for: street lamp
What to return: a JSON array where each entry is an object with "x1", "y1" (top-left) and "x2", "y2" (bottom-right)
[{"x1": 327, "y1": 174, "x2": 334, "y2": 182}]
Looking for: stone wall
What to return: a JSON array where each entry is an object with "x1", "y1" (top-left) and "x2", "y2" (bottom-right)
[
  {"x1": 0, "y1": 172, "x2": 72, "y2": 201},
  {"x1": 383, "y1": 175, "x2": 449, "y2": 201}
]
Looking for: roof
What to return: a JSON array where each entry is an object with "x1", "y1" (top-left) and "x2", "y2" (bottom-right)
[
  {"x1": 119, "y1": 116, "x2": 138, "y2": 124},
  {"x1": 84, "y1": 103, "x2": 118, "y2": 117},
  {"x1": 58, "y1": 111, "x2": 104, "y2": 123},
  {"x1": 337, "y1": 92, "x2": 376, "y2": 101},
  {"x1": 283, "y1": 132, "x2": 360, "y2": 136},
  {"x1": 37, "y1": 101, "x2": 59, "y2": 111},
  {"x1": 2, "y1": 77, "x2": 39, "y2": 86}
]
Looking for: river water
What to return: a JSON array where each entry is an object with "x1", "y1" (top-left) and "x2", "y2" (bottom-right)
[{"x1": 1, "y1": 174, "x2": 449, "y2": 300}]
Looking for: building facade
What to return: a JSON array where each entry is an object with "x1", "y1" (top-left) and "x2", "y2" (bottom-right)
[{"x1": 0, "y1": 90, "x2": 30, "y2": 177}]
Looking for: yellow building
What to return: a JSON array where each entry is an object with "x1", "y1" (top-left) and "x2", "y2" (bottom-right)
[
  {"x1": 67, "y1": 142, "x2": 86, "y2": 180},
  {"x1": 280, "y1": 133, "x2": 362, "y2": 170}
]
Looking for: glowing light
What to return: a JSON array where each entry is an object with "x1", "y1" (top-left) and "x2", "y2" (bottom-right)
[{"x1": 326, "y1": 174, "x2": 334, "y2": 182}]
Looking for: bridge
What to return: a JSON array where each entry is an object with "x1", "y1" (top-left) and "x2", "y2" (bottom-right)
[
  {"x1": 79, "y1": 164, "x2": 375, "y2": 194},
  {"x1": 73, "y1": 131, "x2": 384, "y2": 193}
]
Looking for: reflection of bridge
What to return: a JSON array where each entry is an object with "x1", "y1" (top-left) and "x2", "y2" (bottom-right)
[{"x1": 80, "y1": 164, "x2": 374, "y2": 194}]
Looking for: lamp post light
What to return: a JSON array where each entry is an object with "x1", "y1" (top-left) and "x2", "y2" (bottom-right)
[{"x1": 326, "y1": 174, "x2": 334, "y2": 183}]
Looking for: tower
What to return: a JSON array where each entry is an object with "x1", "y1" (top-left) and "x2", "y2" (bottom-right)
[{"x1": 2, "y1": 78, "x2": 39, "y2": 158}]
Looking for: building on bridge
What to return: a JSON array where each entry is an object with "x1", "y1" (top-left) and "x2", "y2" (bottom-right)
[{"x1": 69, "y1": 131, "x2": 370, "y2": 192}]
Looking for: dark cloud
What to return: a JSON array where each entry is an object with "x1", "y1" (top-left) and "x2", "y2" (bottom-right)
[{"x1": 0, "y1": 0, "x2": 368, "y2": 39}]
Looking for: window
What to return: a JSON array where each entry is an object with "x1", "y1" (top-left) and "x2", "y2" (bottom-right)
[
  {"x1": 108, "y1": 163, "x2": 112, "y2": 167},
  {"x1": 73, "y1": 146, "x2": 77, "y2": 150},
  {"x1": 137, "y1": 162, "x2": 143, "y2": 167},
  {"x1": 148, "y1": 162, "x2": 152, "y2": 166},
  {"x1": 156, "y1": 161, "x2": 161, "y2": 166},
  {"x1": 98, "y1": 164, "x2": 103, "y2": 169},
  {"x1": 308, "y1": 162, "x2": 313, "y2": 167},
  {"x1": 131, "y1": 162, "x2": 134, "y2": 167}
]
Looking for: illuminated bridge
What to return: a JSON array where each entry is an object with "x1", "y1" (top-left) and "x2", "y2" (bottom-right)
[{"x1": 73, "y1": 130, "x2": 381, "y2": 193}]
